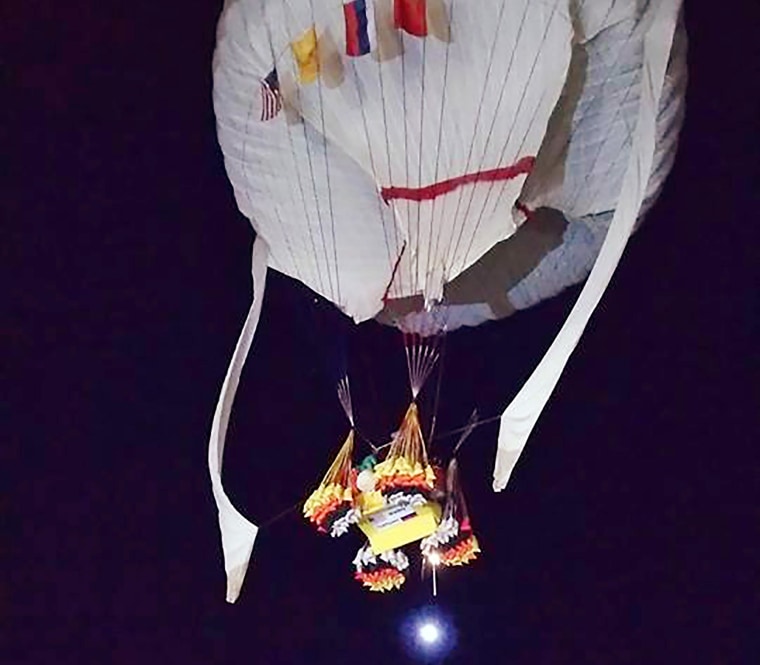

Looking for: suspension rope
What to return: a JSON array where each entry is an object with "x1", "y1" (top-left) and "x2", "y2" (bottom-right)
[
  {"x1": 432, "y1": 413, "x2": 503, "y2": 442},
  {"x1": 400, "y1": 24, "x2": 412, "y2": 295},
  {"x1": 375, "y1": 29, "x2": 401, "y2": 294},
  {"x1": 228, "y1": 8, "x2": 309, "y2": 288},
  {"x1": 434, "y1": 0, "x2": 631, "y2": 329},
  {"x1": 433, "y1": 0, "x2": 650, "y2": 338},
  {"x1": 256, "y1": 416, "x2": 384, "y2": 530},
  {"x1": 404, "y1": 332, "x2": 442, "y2": 399},
  {"x1": 414, "y1": 36, "x2": 427, "y2": 293},
  {"x1": 309, "y1": 0, "x2": 341, "y2": 306},
  {"x1": 349, "y1": 58, "x2": 397, "y2": 279},
  {"x1": 452, "y1": 409, "x2": 480, "y2": 456},
  {"x1": 336, "y1": 375, "x2": 354, "y2": 426},
  {"x1": 482, "y1": 5, "x2": 647, "y2": 239},
  {"x1": 425, "y1": 0, "x2": 456, "y2": 300},
  {"x1": 449, "y1": 0, "x2": 557, "y2": 278},
  {"x1": 437, "y1": 0, "x2": 513, "y2": 279},
  {"x1": 428, "y1": 332, "x2": 447, "y2": 442},
  {"x1": 566, "y1": 13, "x2": 646, "y2": 213},
  {"x1": 262, "y1": 3, "x2": 327, "y2": 295}
]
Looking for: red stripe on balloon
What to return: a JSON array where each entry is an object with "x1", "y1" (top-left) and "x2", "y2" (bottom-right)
[{"x1": 381, "y1": 155, "x2": 535, "y2": 202}]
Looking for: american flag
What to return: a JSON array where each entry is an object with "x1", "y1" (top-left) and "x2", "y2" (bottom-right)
[{"x1": 260, "y1": 68, "x2": 281, "y2": 121}]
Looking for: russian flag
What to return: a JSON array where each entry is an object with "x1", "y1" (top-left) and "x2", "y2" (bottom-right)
[{"x1": 344, "y1": 0, "x2": 372, "y2": 57}]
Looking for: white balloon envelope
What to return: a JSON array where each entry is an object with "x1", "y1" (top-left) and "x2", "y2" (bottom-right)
[{"x1": 209, "y1": 0, "x2": 686, "y2": 602}]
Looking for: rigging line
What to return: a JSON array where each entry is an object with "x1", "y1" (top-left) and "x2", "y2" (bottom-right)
[
  {"x1": 409, "y1": 333, "x2": 417, "y2": 389},
  {"x1": 458, "y1": 71, "x2": 648, "y2": 400},
  {"x1": 405, "y1": 332, "x2": 440, "y2": 398},
  {"x1": 555, "y1": 6, "x2": 641, "y2": 170},
  {"x1": 259, "y1": 1, "x2": 313, "y2": 282},
  {"x1": 226, "y1": 8, "x2": 309, "y2": 289},
  {"x1": 413, "y1": 334, "x2": 421, "y2": 388},
  {"x1": 382, "y1": 240, "x2": 407, "y2": 304},
  {"x1": 447, "y1": 0, "x2": 545, "y2": 277},
  {"x1": 217, "y1": 71, "x2": 291, "y2": 281},
  {"x1": 258, "y1": 416, "x2": 421, "y2": 531},
  {"x1": 350, "y1": 422, "x2": 384, "y2": 455},
  {"x1": 262, "y1": 2, "x2": 327, "y2": 296},
  {"x1": 431, "y1": 413, "x2": 503, "y2": 442},
  {"x1": 420, "y1": 336, "x2": 438, "y2": 382},
  {"x1": 415, "y1": 35, "x2": 427, "y2": 295},
  {"x1": 400, "y1": 30, "x2": 412, "y2": 295},
  {"x1": 458, "y1": 18, "x2": 576, "y2": 276},
  {"x1": 270, "y1": 207, "x2": 306, "y2": 284},
  {"x1": 376, "y1": 29, "x2": 403, "y2": 295},
  {"x1": 415, "y1": 335, "x2": 424, "y2": 386},
  {"x1": 417, "y1": 353, "x2": 439, "y2": 396},
  {"x1": 487, "y1": 8, "x2": 647, "y2": 225},
  {"x1": 407, "y1": 334, "x2": 427, "y2": 397},
  {"x1": 310, "y1": 0, "x2": 342, "y2": 305},
  {"x1": 447, "y1": 0, "x2": 552, "y2": 278},
  {"x1": 337, "y1": 376, "x2": 355, "y2": 426},
  {"x1": 459, "y1": 85, "x2": 549, "y2": 275},
  {"x1": 217, "y1": 91, "x2": 303, "y2": 285},
  {"x1": 514, "y1": 1, "x2": 641, "y2": 218},
  {"x1": 434, "y1": 0, "x2": 597, "y2": 334},
  {"x1": 257, "y1": 446, "x2": 382, "y2": 531},
  {"x1": 430, "y1": 1, "x2": 598, "y2": 273},
  {"x1": 410, "y1": 334, "x2": 420, "y2": 392},
  {"x1": 566, "y1": 14, "x2": 645, "y2": 212},
  {"x1": 546, "y1": 97, "x2": 637, "y2": 226},
  {"x1": 452, "y1": 409, "x2": 480, "y2": 456},
  {"x1": 259, "y1": 500, "x2": 303, "y2": 529},
  {"x1": 430, "y1": 0, "x2": 528, "y2": 336},
  {"x1": 425, "y1": 0, "x2": 456, "y2": 298},
  {"x1": 506, "y1": 5, "x2": 640, "y2": 223},
  {"x1": 280, "y1": 2, "x2": 335, "y2": 301},
  {"x1": 428, "y1": 333, "x2": 447, "y2": 443},
  {"x1": 350, "y1": 59, "x2": 397, "y2": 279},
  {"x1": 481, "y1": 91, "x2": 552, "y2": 226},
  {"x1": 373, "y1": 439, "x2": 394, "y2": 453},
  {"x1": 296, "y1": 72, "x2": 336, "y2": 301},
  {"x1": 406, "y1": 334, "x2": 415, "y2": 389},
  {"x1": 436, "y1": 0, "x2": 511, "y2": 279},
  {"x1": 404, "y1": 335, "x2": 415, "y2": 397},
  {"x1": 422, "y1": 348, "x2": 438, "y2": 384},
  {"x1": 258, "y1": 420, "x2": 469, "y2": 533},
  {"x1": 417, "y1": 336, "x2": 429, "y2": 381},
  {"x1": 417, "y1": 344, "x2": 426, "y2": 394}
]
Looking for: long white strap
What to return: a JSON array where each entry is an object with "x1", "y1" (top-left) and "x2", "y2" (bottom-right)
[
  {"x1": 208, "y1": 236, "x2": 269, "y2": 601},
  {"x1": 493, "y1": 0, "x2": 681, "y2": 491}
]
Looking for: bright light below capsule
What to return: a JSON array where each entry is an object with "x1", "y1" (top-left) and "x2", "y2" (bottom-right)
[
  {"x1": 400, "y1": 608, "x2": 456, "y2": 660},
  {"x1": 418, "y1": 621, "x2": 441, "y2": 645}
]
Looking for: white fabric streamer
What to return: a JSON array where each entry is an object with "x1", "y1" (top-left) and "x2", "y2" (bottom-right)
[
  {"x1": 208, "y1": 236, "x2": 269, "y2": 602},
  {"x1": 493, "y1": 0, "x2": 682, "y2": 491}
]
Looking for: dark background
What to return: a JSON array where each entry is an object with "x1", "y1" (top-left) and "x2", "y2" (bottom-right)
[{"x1": 5, "y1": 2, "x2": 759, "y2": 663}]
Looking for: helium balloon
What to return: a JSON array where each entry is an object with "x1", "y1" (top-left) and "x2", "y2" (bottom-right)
[{"x1": 209, "y1": 0, "x2": 686, "y2": 601}]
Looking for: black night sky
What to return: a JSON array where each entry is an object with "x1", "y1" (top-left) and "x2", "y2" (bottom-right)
[{"x1": 6, "y1": 2, "x2": 759, "y2": 664}]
